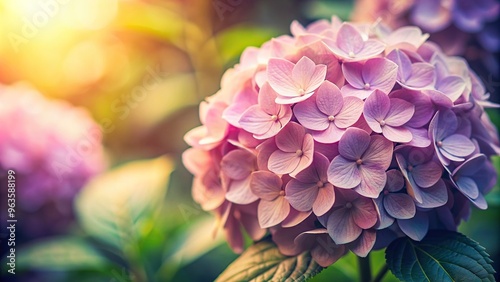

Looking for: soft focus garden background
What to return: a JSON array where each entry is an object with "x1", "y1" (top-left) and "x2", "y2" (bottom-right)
[{"x1": 0, "y1": 0, "x2": 498, "y2": 281}]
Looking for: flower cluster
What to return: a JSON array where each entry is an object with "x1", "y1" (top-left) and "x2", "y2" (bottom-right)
[
  {"x1": 351, "y1": 0, "x2": 499, "y2": 58},
  {"x1": 182, "y1": 18, "x2": 499, "y2": 266},
  {"x1": 0, "y1": 83, "x2": 106, "y2": 235}
]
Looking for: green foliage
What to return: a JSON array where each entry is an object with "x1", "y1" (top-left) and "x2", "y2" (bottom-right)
[
  {"x1": 386, "y1": 230, "x2": 496, "y2": 282},
  {"x1": 16, "y1": 237, "x2": 109, "y2": 272},
  {"x1": 215, "y1": 240, "x2": 323, "y2": 282}
]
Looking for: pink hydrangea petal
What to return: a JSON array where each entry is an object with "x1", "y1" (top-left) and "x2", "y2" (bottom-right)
[
  {"x1": 382, "y1": 125, "x2": 413, "y2": 143},
  {"x1": 268, "y1": 151, "x2": 301, "y2": 175},
  {"x1": 267, "y1": 58, "x2": 297, "y2": 97},
  {"x1": 226, "y1": 177, "x2": 259, "y2": 204},
  {"x1": 281, "y1": 208, "x2": 312, "y2": 227},
  {"x1": 384, "y1": 193, "x2": 416, "y2": 219},
  {"x1": 275, "y1": 93, "x2": 315, "y2": 104},
  {"x1": 341, "y1": 84, "x2": 374, "y2": 100},
  {"x1": 335, "y1": 96, "x2": 364, "y2": 128},
  {"x1": 349, "y1": 229, "x2": 376, "y2": 257},
  {"x1": 313, "y1": 183, "x2": 335, "y2": 216},
  {"x1": 256, "y1": 139, "x2": 277, "y2": 170},
  {"x1": 224, "y1": 211, "x2": 245, "y2": 253},
  {"x1": 311, "y1": 123, "x2": 345, "y2": 144},
  {"x1": 297, "y1": 41, "x2": 344, "y2": 86},
  {"x1": 294, "y1": 97, "x2": 330, "y2": 131},
  {"x1": 356, "y1": 165, "x2": 387, "y2": 198},
  {"x1": 239, "y1": 207, "x2": 266, "y2": 241},
  {"x1": 222, "y1": 87, "x2": 259, "y2": 126},
  {"x1": 250, "y1": 171, "x2": 282, "y2": 201},
  {"x1": 221, "y1": 149, "x2": 256, "y2": 180},
  {"x1": 356, "y1": 39, "x2": 385, "y2": 59},
  {"x1": 339, "y1": 127, "x2": 371, "y2": 160},
  {"x1": 295, "y1": 152, "x2": 329, "y2": 183},
  {"x1": 258, "y1": 196, "x2": 290, "y2": 228},
  {"x1": 292, "y1": 56, "x2": 319, "y2": 89},
  {"x1": 328, "y1": 156, "x2": 361, "y2": 189},
  {"x1": 362, "y1": 58, "x2": 398, "y2": 93},
  {"x1": 387, "y1": 49, "x2": 412, "y2": 82},
  {"x1": 390, "y1": 89, "x2": 434, "y2": 128},
  {"x1": 292, "y1": 134, "x2": 315, "y2": 176},
  {"x1": 352, "y1": 197, "x2": 378, "y2": 228},
  {"x1": 239, "y1": 106, "x2": 275, "y2": 136},
  {"x1": 327, "y1": 208, "x2": 362, "y2": 244},
  {"x1": 285, "y1": 180, "x2": 319, "y2": 212},
  {"x1": 405, "y1": 63, "x2": 435, "y2": 89},
  {"x1": 398, "y1": 212, "x2": 429, "y2": 241},
  {"x1": 362, "y1": 135, "x2": 393, "y2": 168},
  {"x1": 275, "y1": 122, "x2": 305, "y2": 152},
  {"x1": 336, "y1": 23, "x2": 364, "y2": 54},
  {"x1": 258, "y1": 82, "x2": 281, "y2": 114},
  {"x1": 316, "y1": 81, "x2": 344, "y2": 115},
  {"x1": 342, "y1": 62, "x2": 365, "y2": 89},
  {"x1": 384, "y1": 98, "x2": 415, "y2": 127},
  {"x1": 310, "y1": 236, "x2": 346, "y2": 267},
  {"x1": 363, "y1": 91, "x2": 390, "y2": 133}
]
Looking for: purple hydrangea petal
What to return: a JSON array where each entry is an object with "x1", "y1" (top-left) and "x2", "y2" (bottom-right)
[
  {"x1": 382, "y1": 125, "x2": 413, "y2": 143},
  {"x1": 398, "y1": 211, "x2": 429, "y2": 241},
  {"x1": 440, "y1": 134, "x2": 475, "y2": 160},
  {"x1": 338, "y1": 128, "x2": 371, "y2": 160},
  {"x1": 349, "y1": 229, "x2": 377, "y2": 257},
  {"x1": 285, "y1": 181, "x2": 320, "y2": 212},
  {"x1": 327, "y1": 208, "x2": 362, "y2": 244},
  {"x1": 294, "y1": 97, "x2": 330, "y2": 131},
  {"x1": 384, "y1": 98, "x2": 415, "y2": 127},
  {"x1": 250, "y1": 171, "x2": 282, "y2": 200},
  {"x1": 411, "y1": 160, "x2": 443, "y2": 188},
  {"x1": 385, "y1": 169, "x2": 405, "y2": 192},
  {"x1": 410, "y1": 0, "x2": 452, "y2": 32},
  {"x1": 362, "y1": 58, "x2": 398, "y2": 94},
  {"x1": 356, "y1": 165, "x2": 387, "y2": 198},
  {"x1": 335, "y1": 96, "x2": 364, "y2": 128},
  {"x1": 328, "y1": 156, "x2": 362, "y2": 188},
  {"x1": 415, "y1": 179, "x2": 449, "y2": 208},
  {"x1": 315, "y1": 81, "x2": 344, "y2": 116},
  {"x1": 384, "y1": 193, "x2": 416, "y2": 219},
  {"x1": 456, "y1": 177, "x2": 480, "y2": 199},
  {"x1": 362, "y1": 135, "x2": 394, "y2": 169},
  {"x1": 374, "y1": 197, "x2": 395, "y2": 229},
  {"x1": 364, "y1": 91, "x2": 391, "y2": 133}
]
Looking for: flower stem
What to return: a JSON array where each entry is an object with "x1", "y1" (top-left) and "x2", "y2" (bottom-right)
[
  {"x1": 358, "y1": 255, "x2": 371, "y2": 282},
  {"x1": 374, "y1": 263, "x2": 389, "y2": 282}
]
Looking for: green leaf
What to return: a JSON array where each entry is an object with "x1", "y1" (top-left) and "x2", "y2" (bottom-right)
[
  {"x1": 75, "y1": 156, "x2": 174, "y2": 249},
  {"x1": 386, "y1": 230, "x2": 496, "y2": 282},
  {"x1": 215, "y1": 240, "x2": 323, "y2": 282},
  {"x1": 16, "y1": 237, "x2": 108, "y2": 271}
]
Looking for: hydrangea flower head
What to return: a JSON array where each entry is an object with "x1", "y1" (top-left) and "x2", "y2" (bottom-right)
[
  {"x1": 0, "y1": 83, "x2": 106, "y2": 235},
  {"x1": 183, "y1": 17, "x2": 499, "y2": 267}
]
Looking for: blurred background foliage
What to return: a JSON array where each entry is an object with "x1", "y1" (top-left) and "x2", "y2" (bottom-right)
[{"x1": 0, "y1": 0, "x2": 498, "y2": 281}]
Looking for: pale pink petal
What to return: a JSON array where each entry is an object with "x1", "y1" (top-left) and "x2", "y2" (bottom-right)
[
  {"x1": 258, "y1": 197, "x2": 291, "y2": 228},
  {"x1": 336, "y1": 23, "x2": 364, "y2": 54},
  {"x1": 269, "y1": 151, "x2": 301, "y2": 175},
  {"x1": 356, "y1": 165, "x2": 387, "y2": 198},
  {"x1": 356, "y1": 39, "x2": 385, "y2": 59},
  {"x1": 294, "y1": 97, "x2": 330, "y2": 131},
  {"x1": 387, "y1": 49, "x2": 412, "y2": 82},
  {"x1": 335, "y1": 96, "x2": 364, "y2": 128},
  {"x1": 267, "y1": 58, "x2": 297, "y2": 97},
  {"x1": 362, "y1": 135, "x2": 393, "y2": 168},
  {"x1": 313, "y1": 183, "x2": 335, "y2": 216},
  {"x1": 341, "y1": 84, "x2": 374, "y2": 100},
  {"x1": 312, "y1": 123, "x2": 345, "y2": 144},
  {"x1": 306, "y1": 65, "x2": 327, "y2": 94},
  {"x1": 250, "y1": 171, "x2": 282, "y2": 201},
  {"x1": 239, "y1": 106, "x2": 274, "y2": 136},
  {"x1": 315, "y1": 81, "x2": 344, "y2": 115},
  {"x1": 405, "y1": 63, "x2": 435, "y2": 89},
  {"x1": 222, "y1": 87, "x2": 259, "y2": 126},
  {"x1": 292, "y1": 134, "x2": 315, "y2": 176},
  {"x1": 226, "y1": 177, "x2": 259, "y2": 204},
  {"x1": 275, "y1": 92, "x2": 315, "y2": 104},
  {"x1": 407, "y1": 127, "x2": 432, "y2": 148},
  {"x1": 258, "y1": 83, "x2": 281, "y2": 114},
  {"x1": 436, "y1": 76, "x2": 466, "y2": 102},
  {"x1": 292, "y1": 56, "x2": 318, "y2": 89},
  {"x1": 384, "y1": 98, "x2": 415, "y2": 127},
  {"x1": 363, "y1": 58, "x2": 398, "y2": 93},
  {"x1": 382, "y1": 125, "x2": 413, "y2": 143},
  {"x1": 281, "y1": 208, "x2": 312, "y2": 227}
]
